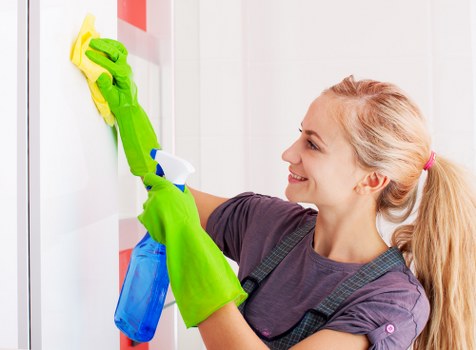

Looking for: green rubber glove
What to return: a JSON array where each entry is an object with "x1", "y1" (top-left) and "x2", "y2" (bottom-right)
[
  {"x1": 138, "y1": 173, "x2": 248, "y2": 327},
  {"x1": 85, "y1": 38, "x2": 159, "y2": 177}
]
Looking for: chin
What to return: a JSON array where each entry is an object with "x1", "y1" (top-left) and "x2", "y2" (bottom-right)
[
  {"x1": 285, "y1": 188, "x2": 318, "y2": 206},
  {"x1": 284, "y1": 188, "x2": 302, "y2": 203}
]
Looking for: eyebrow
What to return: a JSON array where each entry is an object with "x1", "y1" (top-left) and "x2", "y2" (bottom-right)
[{"x1": 301, "y1": 123, "x2": 328, "y2": 146}]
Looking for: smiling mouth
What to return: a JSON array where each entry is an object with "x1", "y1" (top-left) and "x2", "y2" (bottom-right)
[{"x1": 289, "y1": 170, "x2": 308, "y2": 181}]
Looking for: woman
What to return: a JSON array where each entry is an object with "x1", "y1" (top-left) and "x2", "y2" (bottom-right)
[{"x1": 87, "y1": 39, "x2": 476, "y2": 349}]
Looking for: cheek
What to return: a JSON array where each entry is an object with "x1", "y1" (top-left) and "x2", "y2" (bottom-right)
[
  {"x1": 304, "y1": 157, "x2": 331, "y2": 182},
  {"x1": 306, "y1": 158, "x2": 353, "y2": 193}
]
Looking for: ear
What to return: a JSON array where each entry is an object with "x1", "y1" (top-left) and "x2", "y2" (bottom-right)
[{"x1": 354, "y1": 172, "x2": 390, "y2": 195}]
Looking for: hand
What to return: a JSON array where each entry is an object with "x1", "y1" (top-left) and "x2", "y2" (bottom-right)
[
  {"x1": 86, "y1": 38, "x2": 160, "y2": 176},
  {"x1": 138, "y1": 173, "x2": 248, "y2": 328},
  {"x1": 85, "y1": 38, "x2": 138, "y2": 115},
  {"x1": 138, "y1": 173, "x2": 200, "y2": 244}
]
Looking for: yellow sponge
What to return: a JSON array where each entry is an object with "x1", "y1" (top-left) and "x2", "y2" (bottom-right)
[{"x1": 71, "y1": 14, "x2": 115, "y2": 126}]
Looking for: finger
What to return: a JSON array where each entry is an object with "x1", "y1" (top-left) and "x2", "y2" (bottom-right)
[
  {"x1": 95, "y1": 73, "x2": 116, "y2": 101},
  {"x1": 100, "y1": 38, "x2": 128, "y2": 56},
  {"x1": 85, "y1": 50, "x2": 118, "y2": 75},
  {"x1": 89, "y1": 38, "x2": 123, "y2": 62},
  {"x1": 143, "y1": 173, "x2": 169, "y2": 189},
  {"x1": 114, "y1": 70, "x2": 135, "y2": 91}
]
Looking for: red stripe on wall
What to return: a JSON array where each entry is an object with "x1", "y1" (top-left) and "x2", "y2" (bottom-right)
[{"x1": 118, "y1": 0, "x2": 147, "y2": 31}]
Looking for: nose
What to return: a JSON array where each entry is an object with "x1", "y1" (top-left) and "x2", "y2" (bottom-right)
[{"x1": 282, "y1": 139, "x2": 301, "y2": 164}]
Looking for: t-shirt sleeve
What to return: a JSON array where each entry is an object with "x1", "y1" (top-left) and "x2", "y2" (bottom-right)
[
  {"x1": 206, "y1": 192, "x2": 315, "y2": 266},
  {"x1": 322, "y1": 287, "x2": 430, "y2": 349}
]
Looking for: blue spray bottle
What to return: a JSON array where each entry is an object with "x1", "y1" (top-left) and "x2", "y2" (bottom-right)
[{"x1": 114, "y1": 149, "x2": 195, "y2": 342}]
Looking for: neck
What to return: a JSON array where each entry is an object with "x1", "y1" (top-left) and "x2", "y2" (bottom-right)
[{"x1": 313, "y1": 204, "x2": 388, "y2": 264}]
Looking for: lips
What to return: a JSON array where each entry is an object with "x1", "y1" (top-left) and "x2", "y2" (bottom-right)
[{"x1": 288, "y1": 169, "x2": 308, "y2": 182}]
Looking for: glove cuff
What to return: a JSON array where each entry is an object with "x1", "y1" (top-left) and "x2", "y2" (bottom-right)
[{"x1": 175, "y1": 281, "x2": 248, "y2": 328}]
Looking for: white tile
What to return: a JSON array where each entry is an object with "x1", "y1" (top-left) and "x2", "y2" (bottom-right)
[
  {"x1": 199, "y1": 60, "x2": 245, "y2": 137},
  {"x1": 431, "y1": 0, "x2": 473, "y2": 57},
  {"x1": 175, "y1": 59, "x2": 201, "y2": 136},
  {"x1": 243, "y1": 0, "x2": 430, "y2": 62},
  {"x1": 431, "y1": 57, "x2": 475, "y2": 167},
  {"x1": 175, "y1": 135, "x2": 202, "y2": 188},
  {"x1": 245, "y1": 58, "x2": 433, "y2": 136},
  {"x1": 199, "y1": 0, "x2": 243, "y2": 60},
  {"x1": 199, "y1": 136, "x2": 246, "y2": 196},
  {"x1": 246, "y1": 135, "x2": 293, "y2": 199},
  {"x1": 174, "y1": 0, "x2": 200, "y2": 61}
]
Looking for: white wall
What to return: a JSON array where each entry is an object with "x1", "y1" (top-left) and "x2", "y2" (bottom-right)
[
  {"x1": 174, "y1": 0, "x2": 476, "y2": 239},
  {"x1": 0, "y1": 1, "x2": 20, "y2": 348},
  {"x1": 28, "y1": 1, "x2": 119, "y2": 349}
]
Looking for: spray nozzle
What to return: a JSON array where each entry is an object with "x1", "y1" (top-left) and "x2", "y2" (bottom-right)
[{"x1": 150, "y1": 149, "x2": 195, "y2": 188}]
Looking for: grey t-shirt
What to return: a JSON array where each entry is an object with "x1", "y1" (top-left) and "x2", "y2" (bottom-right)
[{"x1": 206, "y1": 192, "x2": 430, "y2": 349}]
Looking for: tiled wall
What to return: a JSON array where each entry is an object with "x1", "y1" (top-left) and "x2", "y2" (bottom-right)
[
  {"x1": 154, "y1": 1, "x2": 476, "y2": 348},
  {"x1": 175, "y1": 0, "x2": 476, "y2": 212}
]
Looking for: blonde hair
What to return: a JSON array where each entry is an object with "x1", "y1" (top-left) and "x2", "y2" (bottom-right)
[{"x1": 325, "y1": 76, "x2": 476, "y2": 350}]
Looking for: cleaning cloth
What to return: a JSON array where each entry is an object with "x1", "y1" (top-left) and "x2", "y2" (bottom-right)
[{"x1": 71, "y1": 14, "x2": 115, "y2": 126}]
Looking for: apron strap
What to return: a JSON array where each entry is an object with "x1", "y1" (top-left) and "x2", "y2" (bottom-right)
[
  {"x1": 314, "y1": 246, "x2": 405, "y2": 317},
  {"x1": 265, "y1": 247, "x2": 406, "y2": 349},
  {"x1": 239, "y1": 220, "x2": 315, "y2": 311},
  {"x1": 238, "y1": 218, "x2": 406, "y2": 349}
]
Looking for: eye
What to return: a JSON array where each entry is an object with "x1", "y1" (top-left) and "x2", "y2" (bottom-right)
[
  {"x1": 307, "y1": 140, "x2": 319, "y2": 151},
  {"x1": 299, "y1": 128, "x2": 320, "y2": 151}
]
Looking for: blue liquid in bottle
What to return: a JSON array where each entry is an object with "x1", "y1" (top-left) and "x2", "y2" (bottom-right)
[{"x1": 114, "y1": 233, "x2": 169, "y2": 342}]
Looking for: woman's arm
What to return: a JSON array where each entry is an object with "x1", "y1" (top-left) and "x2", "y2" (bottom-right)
[
  {"x1": 189, "y1": 187, "x2": 229, "y2": 229},
  {"x1": 292, "y1": 329, "x2": 369, "y2": 349},
  {"x1": 198, "y1": 302, "x2": 369, "y2": 350},
  {"x1": 198, "y1": 302, "x2": 268, "y2": 350}
]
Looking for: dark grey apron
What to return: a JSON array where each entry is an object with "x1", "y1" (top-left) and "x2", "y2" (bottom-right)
[{"x1": 238, "y1": 220, "x2": 406, "y2": 349}]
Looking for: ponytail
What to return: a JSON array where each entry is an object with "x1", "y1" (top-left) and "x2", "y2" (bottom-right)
[
  {"x1": 327, "y1": 76, "x2": 476, "y2": 349},
  {"x1": 393, "y1": 156, "x2": 476, "y2": 349}
]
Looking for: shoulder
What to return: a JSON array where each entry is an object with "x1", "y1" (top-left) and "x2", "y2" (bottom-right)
[
  {"x1": 206, "y1": 192, "x2": 316, "y2": 265},
  {"x1": 208, "y1": 192, "x2": 316, "y2": 232},
  {"x1": 217, "y1": 191, "x2": 306, "y2": 213},
  {"x1": 324, "y1": 266, "x2": 430, "y2": 349}
]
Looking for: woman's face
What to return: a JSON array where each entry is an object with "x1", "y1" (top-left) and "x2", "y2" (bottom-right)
[{"x1": 282, "y1": 93, "x2": 368, "y2": 209}]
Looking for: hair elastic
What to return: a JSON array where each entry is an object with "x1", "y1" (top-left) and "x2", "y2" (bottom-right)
[{"x1": 423, "y1": 151, "x2": 436, "y2": 171}]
